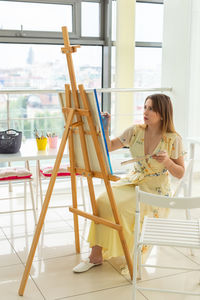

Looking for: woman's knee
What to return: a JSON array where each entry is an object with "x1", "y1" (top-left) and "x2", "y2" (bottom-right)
[{"x1": 96, "y1": 192, "x2": 112, "y2": 216}]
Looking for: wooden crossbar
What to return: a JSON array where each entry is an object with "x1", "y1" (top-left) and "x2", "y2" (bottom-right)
[
  {"x1": 69, "y1": 207, "x2": 122, "y2": 231},
  {"x1": 67, "y1": 167, "x2": 120, "y2": 181},
  {"x1": 62, "y1": 107, "x2": 90, "y2": 116}
]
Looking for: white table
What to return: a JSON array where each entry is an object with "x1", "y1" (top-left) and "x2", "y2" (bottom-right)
[{"x1": 0, "y1": 139, "x2": 68, "y2": 163}]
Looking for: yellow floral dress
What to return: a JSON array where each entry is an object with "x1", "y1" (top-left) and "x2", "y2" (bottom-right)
[{"x1": 87, "y1": 124, "x2": 184, "y2": 259}]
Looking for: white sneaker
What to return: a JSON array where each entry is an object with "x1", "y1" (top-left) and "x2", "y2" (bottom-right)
[{"x1": 73, "y1": 258, "x2": 102, "y2": 273}]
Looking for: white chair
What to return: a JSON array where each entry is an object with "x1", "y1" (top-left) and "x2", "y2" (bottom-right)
[
  {"x1": 132, "y1": 186, "x2": 200, "y2": 299},
  {"x1": 0, "y1": 161, "x2": 37, "y2": 224},
  {"x1": 173, "y1": 159, "x2": 194, "y2": 226},
  {"x1": 36, "y1": 160, "x2": 86, "y2": 211},
  {"x1": 173, "y1": 158, "x2": 194, "y2": 198}
]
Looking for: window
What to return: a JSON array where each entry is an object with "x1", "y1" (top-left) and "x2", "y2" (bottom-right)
[
  {"x1": 134, "y1": 2, "x2": 163, "y2": 123},
  {"x1": 135, "y1": 2, "x2": 163, "y2": 43},
  {"x1": 0, "y1": 44, "x2": 102, "y2": 89},
  {"x1": 134, "y1": 47, "x2": 162, "y2": 88},
  {"x1": 0, "y1": 1, "x2": 103, "y2": 138},
  {"x1": 81, "y1": 2, "x2": 100, "y2": 37},
  {"x1": 134, "y1": 47, "x2": 162, "y2": 123},
  {"x1": 0, "y1": 1, "x2": 72, "y2": 32},
  {"x1": 0, "y1": 0, "x2": 164, "y2": 138},
  {"x1": 0, "y1": 1, "x2": 104, "y2": 43},
  {"x1": 0, "y1": 43, "x2": 102, "y2": 138},
  {"x1": 111, "y1": 0, "x2": 163, "y2": 126},
  {"x1": 112, "y1": 0, "x2": 116, "y2": 41}
]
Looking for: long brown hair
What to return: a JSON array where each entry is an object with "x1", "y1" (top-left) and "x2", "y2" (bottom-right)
[{"x1": 145, "y1": 94, "x2": 176, "y2": 133}]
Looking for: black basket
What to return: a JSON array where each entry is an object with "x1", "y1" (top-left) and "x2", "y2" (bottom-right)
[{"x1": 0, "y1": 129, "x2": 22, "y2": 154}]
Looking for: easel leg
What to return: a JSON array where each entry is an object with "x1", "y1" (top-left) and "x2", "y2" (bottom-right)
[
  {"x1": 118, "y1": 230, "x2": 133, "y2": 279},
  {"x1": 18, "y1": 109, "x2": 75, "y2": 296},
  {"x1": 105, "y1": 184, "x2": 133, "y2": 279},
  {"x1": 68, "y1": 127, "x2": 80, "y2": 253},
  {"x1": 71, "y1": 172, "x2": 80, "y2": 253},
  {"x1": 73, "y1": 202, "x2": 80, "y2": 252}
]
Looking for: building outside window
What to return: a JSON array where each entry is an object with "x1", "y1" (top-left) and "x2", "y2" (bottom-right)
[{"x1": 0, "y1": 0, "x2": 102, "y2": 138}]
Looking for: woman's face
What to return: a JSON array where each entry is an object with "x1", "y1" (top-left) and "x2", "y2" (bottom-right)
[{"x1": 143, "y1": 98, "x2": 162, "y2": 127}]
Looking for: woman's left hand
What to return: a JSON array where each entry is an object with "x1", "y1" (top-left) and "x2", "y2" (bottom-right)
[{"x1": 152, "y1": 151, "x2": 171, "y2": 166}]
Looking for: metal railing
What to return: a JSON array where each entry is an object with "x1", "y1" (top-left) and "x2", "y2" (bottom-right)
[{"x1": 0, "y1": 87, "x2": 172, "y2": 137}]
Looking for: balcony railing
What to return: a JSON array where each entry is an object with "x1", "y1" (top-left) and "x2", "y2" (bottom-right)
[{"x1": 0, "y1": 87, "x2": 172, "y2": 139}]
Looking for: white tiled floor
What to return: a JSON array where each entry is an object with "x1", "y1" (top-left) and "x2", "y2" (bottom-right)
[{"x1": 0, "y1": 177, "x2": 200, "y2": 299}]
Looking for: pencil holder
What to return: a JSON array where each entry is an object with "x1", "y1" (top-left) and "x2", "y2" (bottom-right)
[
  {"x1": 48, "y1": 136, "x2": 58, "y2": 149},
  {"x1": 36, "y1": 138, "x2": 47, "y2": 151}
]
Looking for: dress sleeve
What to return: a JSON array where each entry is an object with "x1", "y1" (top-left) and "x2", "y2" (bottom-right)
[
  {"x1": 170, "y1": 135, "x2": 185, "y2": 159},
  {"x1": 118, "y1": 125, "x2": 136, "y2": 147}
]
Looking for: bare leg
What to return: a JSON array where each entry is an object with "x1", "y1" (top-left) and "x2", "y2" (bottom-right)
[{"x1": 89, "y1": 245, "x2": 103, "y2": 264}]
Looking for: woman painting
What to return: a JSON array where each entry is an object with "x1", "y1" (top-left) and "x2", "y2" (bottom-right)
[{"x1": 73, "y1": 93, "x2": 185, "y2": 272}]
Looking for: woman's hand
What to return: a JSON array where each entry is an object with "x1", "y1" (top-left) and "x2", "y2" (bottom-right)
[
  {"x1": 101, "y1": 112, "x2": 123, "y2": 151},
  {"x1": 101, "y1": 112, "x2": 111, "y2": 131},
  {"x1": 152, "y1": 151, "x2": 185, "y2": 178},
  {"x1": 152, "y1": 151, "x2": 171, "y2": 167}
]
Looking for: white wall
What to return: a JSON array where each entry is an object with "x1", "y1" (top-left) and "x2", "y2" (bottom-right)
[{"x1": 188, "y1": 0, "x2": 200, "y2": 138}]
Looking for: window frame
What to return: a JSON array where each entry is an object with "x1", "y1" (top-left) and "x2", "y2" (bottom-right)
[
  {"x1": 0, "y1": 0, "x2": 164, "y2": 113},
  {"x1": 0, "y1": 0, "x2": 104, "y2": 45}
]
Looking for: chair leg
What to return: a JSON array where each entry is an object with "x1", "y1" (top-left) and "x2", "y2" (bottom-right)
[
  {"x1": 26, "y1": 161, "x2": 37, "y2": 225},
  {"x1": 29, "y1": 180, "x2": 37, "y2": 225},
  {"x1": 185, "y1": 208, "x2": 191, "y2": 219},
  {"x1": 24, "y1": 181, "x2": 27, "y2": 211},
  {"x1": 182, "y1": 176, "x2": 194, "y2": 256},
  {"x1": 132, "y1": 212, "x2": 141, "y2": 300},
  {"x1": 132, "y1": 245, "x2": 138, "y2": 300},
  {"x1": 8, "y1": 161, "x2": 13, "y2": 193},
  {"x1": 79, "y1": 176, "x2": 86, "y2": 212},
  {"x1": 24, "y1": 161, "x2": 28, "y2": 211},
  {"x1": 138, "y1": 245, "x2": 142, "y2": 280},
  {"x1": 35, "y1": 167, "x2": 39, "y2": 212},
  {"x1": 37, "y1": 160, "x2": 43, "y2": 207},
  {"x1": 185, "y1": 208, "x2": 194, "y2": 256}
]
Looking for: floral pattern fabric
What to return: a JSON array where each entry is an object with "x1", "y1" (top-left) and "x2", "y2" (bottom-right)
[
  {"x1": 119, "y1": 124, "x2": 184, "y2": 197},
  {"x1": 87, "y1": 125, "x2": 184, "y2": 259}
]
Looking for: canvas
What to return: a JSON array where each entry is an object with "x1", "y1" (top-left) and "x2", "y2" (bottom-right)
[{"x1": 59, "y1": 89, "x2": 113, "y2": 175}]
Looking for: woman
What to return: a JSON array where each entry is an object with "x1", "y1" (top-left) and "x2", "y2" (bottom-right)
[{"x1": 73, "y1": 93, "x2": 185, "y2": 273}]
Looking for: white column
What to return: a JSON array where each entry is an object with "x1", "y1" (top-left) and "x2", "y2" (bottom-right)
[{"x1": 115, "y1": 0, "x2": 135, "y2": 136}]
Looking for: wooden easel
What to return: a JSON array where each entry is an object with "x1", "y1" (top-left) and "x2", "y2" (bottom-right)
[{"x1": 18, "y1": 26, "x2": 133, "y2": 296}]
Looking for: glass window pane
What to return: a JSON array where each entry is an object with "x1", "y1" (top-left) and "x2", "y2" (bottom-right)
[
  {"x1": 134, "y1": 47, "x2": 162, "y2": 123},
  {"x1": 110, "y1": 46, "x2": 162, "y2": 126},
  {"x1": 112, "y1": 0, "x2": 116, "y2": 41},
  {"x1": 0, "y1": 44, "x2": 102, "y2": 89},
  {"x1": 74, "y1": 46, "x2": 102, "y2": 88},
  {"x1": 135, "y1": 3, "x2": 163, "y2": 42},
  {"x1": 81, "y1": 2, "x2": 100, "y2": 37},
  {"x1": 0, "y1": 1, "x2": 72, "y2": 32},
  {"x1": 1, "y1": 93, "x2": 65, "y2": 140},
  {"x1": 111, "y1": 46, "x2": 116, "y2": 88},
  {"x1": 111, "y1": 47, "x2": 162, "y2": 88},
  {"x1": 134, "y1": 47, "x2": 162, "y2": 87},
  {"x1": 0, "y1": 44, "x2": 102, "y2": 138}
]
